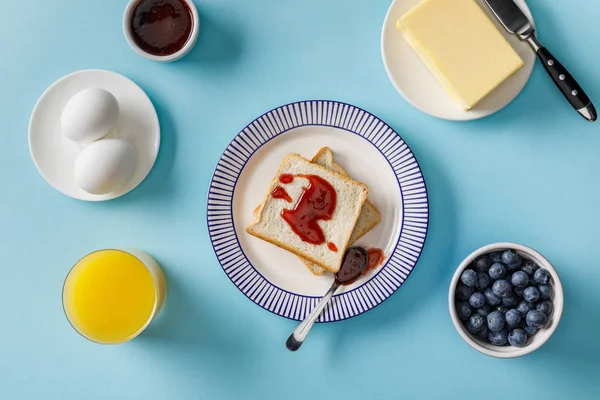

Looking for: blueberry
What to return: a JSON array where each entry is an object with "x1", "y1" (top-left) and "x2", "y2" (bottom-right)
[
  {"x1": 468, "y1": 314, "x2": 486, "y2": 333},
  {"x1": 489, "y1": 251, "x2": 503, "y2": 264},
  {"x1": 538, "y1": 284, "x2": 553, "y2": 299},
  {"x1": 476, "y1": 326, "x2": 489, "y2": 341},
  {"x1": 492, "y1": 280, "x2": 513, "y2": 298},
  {"x1": 502, "y1": 250, "x2": 522, "y2": 270},
  {"x1": 517, "y1": 300, "x2": 534, "y2": 316},
  {"x1": 526, "y1": 310, "x2": 548, "y2": 328},
  {"x1": 456, "y1": 301, "x2": 472, "y2": 320},
  {"x1": 476, "y1": 304, "x2": 493, "y2": 317},
  {"x1": 484, "y1": 288, "x2": 501, "y2": 306},
  {"x1": 487, "y1": 310, "x2": 506, "y2": 332},
  {"x1": 488, "y1": 263, "x2": 507, "y2": 280},
  {"x1": 523, "y1": 326, "x2": 537, "y2": 336},
  {"x1": 521, "y1": 260, "x2": 539, "y2": 276},
  {"x1": 508, "y1": 329, "x2": 528, "y2": 347},
  {"x1": 475, "y1": 272, "x2": 490, "y2": 290},
  {"x1": 456, "y1": 282, "x2": 474, "y2": 300},
  {"x1": 536, "y1": 300, "x2": 554, "y2": 315},
  {"x1": 513, "y1": 286, "x2": 525, "y2": 297},
  {"x1": 469, "y1": 292, "x2": 486, "y2": 309},
  {"x1": 460, "y1": 269, "x2": 477, "y2": 287},
  {"x1": 523, "y1": 286, "x2": 540, "y2": 303},
  {"x1": 505, "y1": 309, "x2": 521, "y2": 329},
  {"x1": 488, "y1": 328, "x2": 508, "y2": 346},
  {"x1": 502, "y1": 295, "x2": 519, "y2": 308},
  {"x1": 473, "y1": 255, "x2": 491, "y2": 272},
  {"x1": 534, "y1": 268, "x2": 551, "y2": 285},
  {"x1": 495, "y1": 304, "x2": 508, "y2": 313},
  {"x1": 511, "y1": 271, "x2": 529, "y2": 288}
]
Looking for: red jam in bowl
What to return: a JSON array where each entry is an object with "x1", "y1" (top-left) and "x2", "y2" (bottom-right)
[{"x1": 130, "y1": 0, "x2": 193, "y2": 56}]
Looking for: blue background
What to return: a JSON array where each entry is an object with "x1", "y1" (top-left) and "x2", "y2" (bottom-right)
[{"x1": 1, "y1": 0, "x2": 599, "y2": 398}]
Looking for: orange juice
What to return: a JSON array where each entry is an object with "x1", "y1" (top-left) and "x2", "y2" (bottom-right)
[{"x1": 63, "y1": 249, "x2": 166, "y2": 344}]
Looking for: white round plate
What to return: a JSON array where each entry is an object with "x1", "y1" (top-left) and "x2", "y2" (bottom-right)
[
  {"x1": 208, "y1": 101, "x2": 429, "y2": 322},
  {"x1": 381, "y1": 0, "x2": 536, "y2": 121},
  {"x1": 29, "y1": 69, "x2": 160, "y2": 201}
]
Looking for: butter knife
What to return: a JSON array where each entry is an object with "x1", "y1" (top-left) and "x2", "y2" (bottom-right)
[{"x1": 484, "y1": 0, "x2": 596, "y2": 122}]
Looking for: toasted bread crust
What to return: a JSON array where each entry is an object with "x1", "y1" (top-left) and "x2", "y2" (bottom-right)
[
  {"x1": 311, "y1": 146, "x2": 334, "y2": 165},
  {"x1": 303, "y1": 262, "x2": 326, "y2": 276}
]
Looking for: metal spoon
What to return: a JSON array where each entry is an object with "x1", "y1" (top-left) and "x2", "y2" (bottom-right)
[{"x1": 286, "y1": 247, "x2": 368, "y2": 351}]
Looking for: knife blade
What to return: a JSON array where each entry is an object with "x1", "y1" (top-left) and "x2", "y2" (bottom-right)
[
  {"x1": 484, "y1": 0, "x2": 596, "y2": 122},
  {"x1": 484, "y1": 0, "x2": 532, "y2": 37}
]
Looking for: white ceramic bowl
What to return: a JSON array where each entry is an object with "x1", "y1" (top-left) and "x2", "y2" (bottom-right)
[
  {"x1": 449, "y1": 242, "x2": 564, "y2": 358},
  {"x1": 123, "y1": 0, "x2": 200, "y2": 62}
]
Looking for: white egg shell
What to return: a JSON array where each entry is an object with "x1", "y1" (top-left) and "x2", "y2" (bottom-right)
[
  {"x1": 61, "y1": 88, "x2": 120, "y2": 144},
  {"x1": 74, "y1": 138, "x2": 137, "y2": 195}
]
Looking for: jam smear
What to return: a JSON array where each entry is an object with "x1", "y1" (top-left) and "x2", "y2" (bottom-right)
[
  {"x1": 279, "y1": 174, "x2": 294, "y2": 184},
  {"x1": 327, "y1": 242, "x2": 338, "y2": 252},
  {"x1": 271, "y1": 186, "x2": 292, "y2": 203},
  {"x1": 280, "y1": 174, "x2": 336, "y2": 245},
  {"x1": 366, "y1": 248, "x2": 385, "y2": 272},
  {"x1": 131, "y1": 0, "x2": 193, "y2": 56}
]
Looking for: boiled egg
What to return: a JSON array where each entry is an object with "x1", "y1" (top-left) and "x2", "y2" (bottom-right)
[
  {"x1": 74, "y1": 138, "x2": 137, "y2": 195},
  {"x1": 61, "y1": 88, "x2": 120, "y2": 144}
]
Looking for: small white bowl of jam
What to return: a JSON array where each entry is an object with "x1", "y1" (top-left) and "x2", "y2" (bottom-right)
[{"x1": 123, "y1": 0, "x2": 200, "y2": 62}]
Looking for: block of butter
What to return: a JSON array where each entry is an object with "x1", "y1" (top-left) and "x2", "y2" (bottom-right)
[{"x1": 397, "y1": 0, "x2": 524, "y2": 110}]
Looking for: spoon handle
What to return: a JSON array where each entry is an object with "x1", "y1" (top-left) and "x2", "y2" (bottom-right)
[{"x1": 286, "y1": 281, "x2": 341, "y2": 351}]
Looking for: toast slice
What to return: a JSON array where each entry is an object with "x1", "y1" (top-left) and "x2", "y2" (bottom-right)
[
  {"x1": 301, "y1": 148, "x2": 381, "y2": 275},
  {"x1": 252, "y1": 148, "x2": 382, "y2": 276},
  {"x1": 246, "y1": 153, "x2": 368, "y2": 273}
]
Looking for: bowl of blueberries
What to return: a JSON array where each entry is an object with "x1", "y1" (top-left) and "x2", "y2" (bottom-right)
[{"x1": 449, "y1": 242, "x2": 563, "y2": 358}]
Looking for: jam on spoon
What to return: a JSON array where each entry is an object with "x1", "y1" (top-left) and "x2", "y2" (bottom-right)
[
  {"x1": 334, "y1": 247, "x2": 369, "y2": 285},
  {"x1": 286, "y1": 247, "x2": 368, "y2": 351}
]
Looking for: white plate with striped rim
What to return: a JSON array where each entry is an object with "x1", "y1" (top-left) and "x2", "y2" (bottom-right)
[{"x1": 207, "y1": 101, "x2": 429, "y2": 322}]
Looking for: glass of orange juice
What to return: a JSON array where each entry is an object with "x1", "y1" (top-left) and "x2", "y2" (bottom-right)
[{"x1": 62, "y1": 249, "x2": 167, "y2": 344}]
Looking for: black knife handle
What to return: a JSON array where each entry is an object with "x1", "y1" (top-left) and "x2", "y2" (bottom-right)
[{"x1": 535, "y1": 46, "x2": 597, "y2": 121}]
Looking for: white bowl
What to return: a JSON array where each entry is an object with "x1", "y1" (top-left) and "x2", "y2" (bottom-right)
[
  {"x1": 449, "y1": 242, "x2": 564, "y2": 358},
  {"x1": 123, "y1": 0, "x2": 200, "y2": 62}
]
